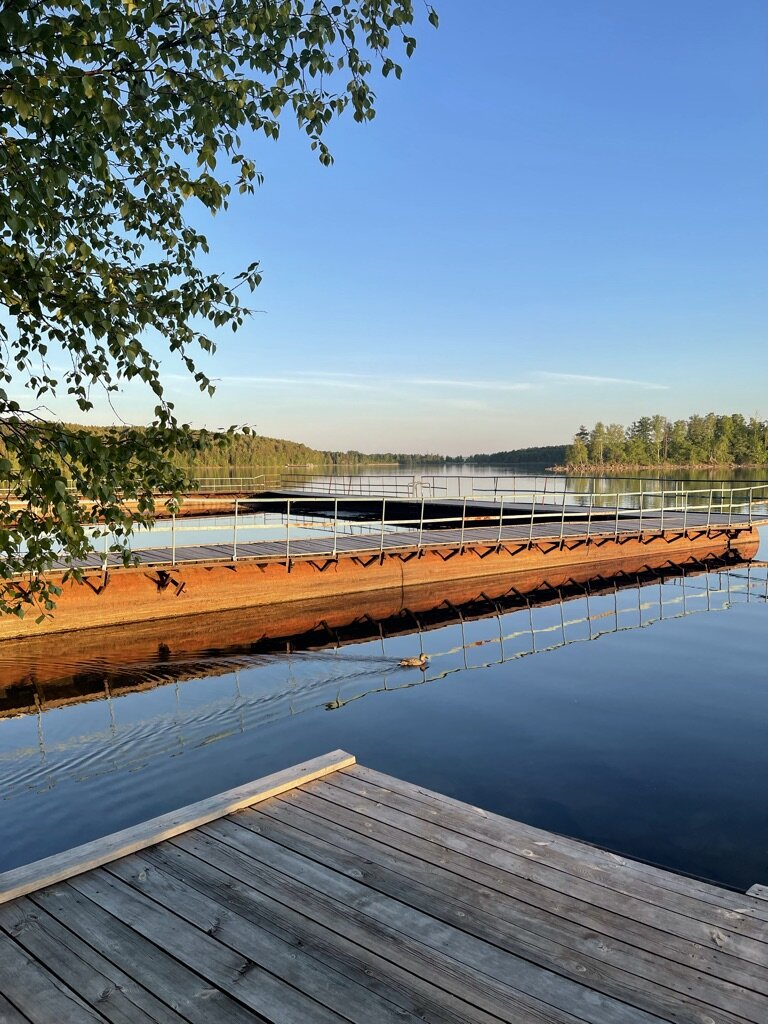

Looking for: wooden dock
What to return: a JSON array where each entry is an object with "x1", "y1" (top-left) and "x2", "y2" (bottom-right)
[{"x1": 1, "y1": 751, "x2": 766, "y2": 1023}]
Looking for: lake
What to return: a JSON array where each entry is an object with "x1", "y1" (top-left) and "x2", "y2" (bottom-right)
[{"x1": 1, "y1": 469, "x2": 766, "y2": 893}]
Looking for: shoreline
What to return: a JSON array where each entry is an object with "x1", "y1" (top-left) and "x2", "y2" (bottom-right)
[{"x1": 551, "y1": 462, "x2": 768, "y2": 474}]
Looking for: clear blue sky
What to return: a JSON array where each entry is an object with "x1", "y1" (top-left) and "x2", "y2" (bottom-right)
[{"x1": 78, "y1": 0, "x2": 768, "y2": 453}]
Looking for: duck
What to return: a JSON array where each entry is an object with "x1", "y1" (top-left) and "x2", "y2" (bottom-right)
[{"x1": 399, "y1": 654, "x2": 429, "y2": 669}]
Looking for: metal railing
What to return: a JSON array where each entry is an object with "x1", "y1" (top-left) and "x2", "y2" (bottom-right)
[
  {"x1": 271, "y1": 471, "x2": 768, "y2": 503},
  {"x1": 279, "y1": 472, "x2": 419, "y2": 497},
  {"x1": 191, "y1": 475, "x2": 269, "y2": 493},
  {"x1": 62, "y1": 474, "x2": 271, "y2": 497},
  {"x1": 84, "y1": 484, "x2": 768, "y2": 570}
]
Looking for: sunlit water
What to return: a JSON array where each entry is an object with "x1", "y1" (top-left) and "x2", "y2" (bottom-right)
[{"x1": 1, "y1": 528, "x2": 767, "y2": 890}]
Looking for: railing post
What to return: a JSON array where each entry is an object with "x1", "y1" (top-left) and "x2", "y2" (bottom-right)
[
  {"x1": 286, "y1": 498, "x2": 291, "y2": 563},
  {"x1": 232, "y1": 500, "x2": 238, "y2": 561},
  {"x1": 659, "y1": 490, "x2": 665, "y2": 534},
  {"x1": 748, "y1": 487, "x2": 754, "y2": 526},
  {"x1": 333, "y1": 497, "x2": 338, "y2": 557},
  {"x1": 171, "y1": 515, "x2": 176, "y2": 567},
  {"x1": 418, "y1": 497, "x2": 425, "y2": 548},
  {"x1": 497, "y1": 496, "x2": 505, "y2": 547},
  {"x1": 727, "y1": 486, "x2": 733, "y2": 527},
  {"x1": 683, "y1": 490, "x2": 688, "y2": 532},
  {"x1": 380, "y1": 497, "x2": 386, "y2": 555},
  {"x1": 706, "y1": 488, "x2": 713, "y2": 529},
  {"x1": 528, "y1": 493, "x2": 536, "y2": 543},
  {"x1": 638, "y1": 491, "x2": 643, "y2": 533},
  {"x1": 103, "y1": 528, "x2": 109, "y2": 571},
  {"x1": 460, "y1": 496, "x2": 467, "y2": 548},
  {"x1": 586, "y1": 492, "x2": 593, "y2": 538},
  {"x1": 614, "y1": 492, "x2": 620, "y2": 538},
  {"x1": 560, "y1": 489, "x2": 567, "y2": 542}
]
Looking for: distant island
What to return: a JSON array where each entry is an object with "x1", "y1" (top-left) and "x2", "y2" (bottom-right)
[{"x1": 562, "y1": 414, "x2": 768, "y2": 470}]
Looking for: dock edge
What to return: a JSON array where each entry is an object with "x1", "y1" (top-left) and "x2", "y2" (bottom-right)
[{"x1": 0, "y1": 749, "x2": 355, "y2": 905}]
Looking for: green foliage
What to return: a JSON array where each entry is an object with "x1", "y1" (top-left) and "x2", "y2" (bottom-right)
[
  {"x1": 0, "y1": 0, "x2": 435, "y2": 617},
  {"x1": 566, "y1": 414, "x2": 768, "y2": 468}
]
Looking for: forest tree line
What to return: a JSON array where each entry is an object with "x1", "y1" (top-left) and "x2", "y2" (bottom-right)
[
  {"x1": 566, "y1": 414, "x2": 768, "y2": 468},
  {"x1": 462, "y1": 445, "x2": 567, "y2": 466},
  {"x1": 0, "y1": 423, "x2": 449, "y2": 481}
]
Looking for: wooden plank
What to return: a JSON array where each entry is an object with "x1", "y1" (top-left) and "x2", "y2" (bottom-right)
[
  {"x1": 311, "y1": 777, "x2": 768, "y2": 965},
  {"x1": 173, "y1": 824, "x2": 587, "y2": 1024},
  {"x1": 265, "y1": 791, "x2": 768, "y2": 1002},
  {"x1": 0, "y1": 896, "x2": 187, "y2": 1024},
  {"x1": 345, "y1": 764, "x2": 768, "y2": 923},
  {"x1": 138, "y1": 839, "x2": 503, "y2": 1024},
  {"x1": 250, "y1": 800, "x2": 766, "y2": 1024},
  {"x1": 0, "y1": 993, "x2": 31, "y2": 1024},
  {"x1": 202, "y1": 816, "x2": 667, "y2": 1024},
  {"x1": 107, "y1": 851, "x2": 430, "y2": 1024},
  {"x1": 748, "y1": 885, "x2": 768, "y2": 901},
  {"x1": 330, "y1": 775, "x2": 768, "y2": 933},
  {"x1": 0, "y1": 750, "x2": 354, "y2": 904},
  {"x1": 0, "y1": 927, "x2": 106, "y2": 1024},
  {"x1": 31, "y1": 883, "x2": 257, "y2": 1024},
  {"x1": 70, "y1": 869, "x2": 346, "y2": 1024}
]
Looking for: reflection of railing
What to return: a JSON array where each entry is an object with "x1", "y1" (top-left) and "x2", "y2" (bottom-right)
[
  {"x1": 422, "y1": 567, "x2": 768, "y2": 682},
  {"x1": 3, "y1": 563, "x2": 766, "y2": 797},
  {"x1": 81, "y1": 483, "x2": 767, "y2": 570}
]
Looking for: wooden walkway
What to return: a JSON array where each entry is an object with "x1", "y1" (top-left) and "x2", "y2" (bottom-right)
[
  {"x1": 55, "y1": 510, "x2": 756, "y2": 571},
  {"x1": 0, "y1": 753, "x2": 766, "y2": 1023}
]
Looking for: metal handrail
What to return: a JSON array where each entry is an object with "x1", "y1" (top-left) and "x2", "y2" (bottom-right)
[{"x1": 77, "y1": 483, "x2": 767, "y2": 570}]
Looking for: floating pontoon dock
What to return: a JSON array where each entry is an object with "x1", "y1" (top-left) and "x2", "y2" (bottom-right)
[
  {"x1": 1, "y1": 485, "x2": 765, "y2": 639},
  {"x1": 0, "y1": 751, "x2": 766, "y2": 1023}
]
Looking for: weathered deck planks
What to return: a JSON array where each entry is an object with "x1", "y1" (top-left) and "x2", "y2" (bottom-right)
[{"x1": 0, "y1": 752, "x2": 766, "y2": 1023}]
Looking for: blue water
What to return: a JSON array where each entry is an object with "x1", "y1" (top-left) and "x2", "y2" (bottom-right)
[{"x1": 1, "y1": 537, "x2": 767, "y2": 891}]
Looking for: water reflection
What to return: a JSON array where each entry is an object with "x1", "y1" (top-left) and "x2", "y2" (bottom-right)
[
  {"x1": 2, "y1": 553, "x2": 767, "y2": 889},
  {"x1": 1, "y1": 557, "x2": 765, "y2": 795}
]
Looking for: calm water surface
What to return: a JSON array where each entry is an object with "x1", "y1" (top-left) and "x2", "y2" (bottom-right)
[{"x1": 1, "y1": 527, "x2": 766, "y2": 891}]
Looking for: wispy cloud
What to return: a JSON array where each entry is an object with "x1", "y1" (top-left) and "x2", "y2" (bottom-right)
[
  {"x1": 536, "y1": 372, "x2": 669, "y2": 391},
  {"x1": 169, "y1": 371, "x2": 535, "y2": 394},
  {"x1": 407, "y1": 379, "x2": 533, "y2": 392},
  {"x1": 215, "y1": 375, "x2": 376, "y2": 391}
]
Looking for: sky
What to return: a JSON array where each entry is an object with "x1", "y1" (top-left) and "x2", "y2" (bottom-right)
[{"x1": 52, "y1": 0, "x2": 768, "y2": 454}]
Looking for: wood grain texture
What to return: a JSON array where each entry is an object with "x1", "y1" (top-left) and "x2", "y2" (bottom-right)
[
  {"x1": 262, "y1": 791, "x2": 768, "y2": 1003},
  {"x1": 345, "y1": 764, "x2": 768, "y2": 923},
  {"x1": 4, "y1": 755, "x2": 767, "y2": 1024}
]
